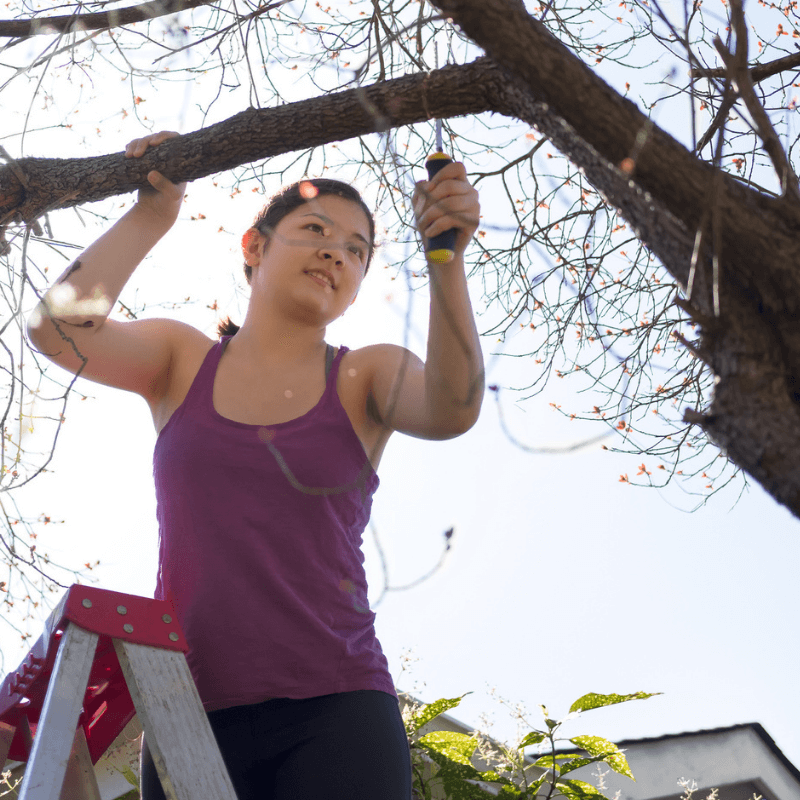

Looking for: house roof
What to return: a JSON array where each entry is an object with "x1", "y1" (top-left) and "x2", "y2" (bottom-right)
[{"x1": 612, "y1": 723, "x2": 800, "y2": 790}]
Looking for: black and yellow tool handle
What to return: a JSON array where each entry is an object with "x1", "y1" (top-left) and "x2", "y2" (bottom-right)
[{"x1": 424, "y1": 151, "x2": 458, "y2": 264}]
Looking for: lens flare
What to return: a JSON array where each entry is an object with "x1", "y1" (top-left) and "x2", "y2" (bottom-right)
[{"x1": 299, "y1": 181, "x2": 318, "y2": 199}]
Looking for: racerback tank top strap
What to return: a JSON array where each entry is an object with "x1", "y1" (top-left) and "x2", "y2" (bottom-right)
[{"x1": 322, "y1": 344, "x2": 349, "y2": 406}]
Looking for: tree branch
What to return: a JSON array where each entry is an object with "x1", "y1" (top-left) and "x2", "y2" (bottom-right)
[
  {"x1": 691, "y1": 48, "x2": 800, "y2": 84},
  {"x1": 0, "y1": 59, "x2": 507, "y2": 224},
  {"x1": 429, "y1": 0, "x2": 800, "y2": 309},
  {"x1": 712, "y1": 0, "x2": 800, "y2": 202},
  {"x1": 695, "y1": 87, "x2": 736, "y2": 154},
  {"x1": 0, "y1": 0, "x2": 215, "y2": 38}
]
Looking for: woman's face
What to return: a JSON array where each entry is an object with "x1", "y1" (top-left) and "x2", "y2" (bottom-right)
[{"x1": 244, "y1": 194, "x2": 372, "y2": 323}]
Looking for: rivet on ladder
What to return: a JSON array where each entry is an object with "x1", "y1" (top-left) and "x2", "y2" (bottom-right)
[
  {"x1": 169, "y1": 633, "x2": 179, "y2": 642},
  {"x1": 123, "y1": 624, "x2": 134, "y2": 634},
  {"x1": 117, "y1": 605, "x2": 128, "y2": 615},
  {"x1": 162, "y1": 614, "x2": 172, "y2": 624},
  {"x1": 82, "y1": 598, "x2": 92, "y2": 608}
]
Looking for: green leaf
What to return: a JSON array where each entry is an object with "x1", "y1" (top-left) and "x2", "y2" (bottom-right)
[
  {"x1": 407, "y1": 695, "x2": 469, "y2": 733},
  {"x1": 421, "y1": 746, "x2": 505, "y2": 798},
  {"x1": 525, "y1": 773, "x2": 550, "y2": 797},
  {"x1": 418, "y1": 731, "x2": 477, "y2": 766},
  {"x1": 439, "y1": 771, "x2": 497, "y2": 800},
  {"x1": 535, "y1": 754, "x2": 598, "y2": 775},
  {"x1": 534, "y1": 753, "x2": 582, "y2": 767},
  {"x1": 419, "y1": 740, "x2": 482, "y2": 780},
  {"x1": 498, "y1": 786, "x2": 525, "y2": 798},
  {"x1": 545, "y1": 718, "x2": 559, "y2": 731},
  {"x1": 568, "y1": 692, "x2": 661, "y2": 714},
  {"x1": 520, "y1": 731, "x2": 546, "y2": 748},
  {"x1": 442, "y1": 781, "x2": 499, "y2": 800},
  {"x1": 558, "y1": 757, "x2": 606, "y2": 777},
  {"x1": 555, "y1": 779, "x2": 613, "y2": 800},
  {"x1": 570, "y1": 736, "x2": 634, "y2": 780},
  {"x1": 419, "y1": 739, "x2": 514, "y2": 790}
]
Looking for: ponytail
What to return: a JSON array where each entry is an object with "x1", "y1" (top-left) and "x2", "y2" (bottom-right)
[{"x1": 217, "y1": 317, "x2": 240, "y2": 338}]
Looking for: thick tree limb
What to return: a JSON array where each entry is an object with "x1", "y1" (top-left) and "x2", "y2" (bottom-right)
[
  {"x1": 0, "y1": 0, "x2": 213, "y2": 38},
  {"x1": 0, "y1": 60, "x2": 509, "y2": 225},
  {"x1": 429, "y1": 0, "x2": 800, "y2": 298}
]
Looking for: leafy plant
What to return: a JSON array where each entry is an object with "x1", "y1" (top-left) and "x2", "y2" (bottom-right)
[{"x1": 405, "y1": 691, "x2": 660, "y2": 800}]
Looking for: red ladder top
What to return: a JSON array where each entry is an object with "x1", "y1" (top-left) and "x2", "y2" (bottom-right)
[{"x1": 0, "y1": 585, "x2": 188, "y2": 764}]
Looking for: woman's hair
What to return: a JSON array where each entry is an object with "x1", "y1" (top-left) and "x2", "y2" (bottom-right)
[{"x1": 218, "y1": 179, "x2": 376, "y2": 338}]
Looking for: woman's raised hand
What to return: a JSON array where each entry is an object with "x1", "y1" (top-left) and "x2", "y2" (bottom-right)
[
  {"x1": 413, "y1": 161, "x2": 479, "y2": 263},
  {"x1": 125, "y1": 131, "x2": 187, "y2": 227}
]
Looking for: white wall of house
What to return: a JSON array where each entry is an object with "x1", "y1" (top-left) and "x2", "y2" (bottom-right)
[{"x1": 566, "y1": 726, "x2": 800, "y2": 800}]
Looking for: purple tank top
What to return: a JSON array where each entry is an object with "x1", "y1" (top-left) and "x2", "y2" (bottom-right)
[{"x1": 152, "y1": 337, "x2": 394, "y2": 711}]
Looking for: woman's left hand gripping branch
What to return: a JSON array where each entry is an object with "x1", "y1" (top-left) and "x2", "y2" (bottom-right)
[{"x1": 413, "y1": 160, "x2": 480, "y2": 264}]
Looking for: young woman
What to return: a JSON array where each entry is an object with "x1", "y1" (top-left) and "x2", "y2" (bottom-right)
[{"x1": 27, "y1": 130, "x2": 483, "y2": 800}]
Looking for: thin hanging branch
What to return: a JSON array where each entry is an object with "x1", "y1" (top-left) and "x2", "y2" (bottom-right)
[{"x1": 0, "y1": 0, "x2": 215, "y2": 38}]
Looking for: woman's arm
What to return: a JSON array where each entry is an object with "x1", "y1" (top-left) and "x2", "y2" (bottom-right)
[
  {"x1": 367, "y1": 161, "x2": 484, "y2": 439},
  {"x1": 27, "y1": 131, "x2": 196, "y2": 402}
]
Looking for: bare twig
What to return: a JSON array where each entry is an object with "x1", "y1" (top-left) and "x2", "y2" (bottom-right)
[
  {"x1": 695, "y1": 87, "x2": 736, "y2": 154},
  {"x1": 713, "y1": 0, "x2": 800, "y2": 202}
]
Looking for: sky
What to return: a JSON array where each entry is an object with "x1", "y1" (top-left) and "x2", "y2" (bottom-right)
[{"x1": 2, "y1": 0, "x2": 800, "y2": 788}]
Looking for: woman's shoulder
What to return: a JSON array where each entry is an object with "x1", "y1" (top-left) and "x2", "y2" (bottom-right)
[
  {"x1": 121, "y1": 316, "x2": 214, "y2": 352},
  {"x1": 158, "y1": 319, "x2": 218, "y2": 376},
  {"x1": 341, "y1": 343, "x2": 423, "y2": 381},
  {"x1": 141, "y1": 317, "x2": 216, "y2": 378},
  {"x1": 166, "y1": 318, "x2": 217, "y2": 351},
  {"x1": 341, "y1": 342, "x2": 418, "y2": 364}
]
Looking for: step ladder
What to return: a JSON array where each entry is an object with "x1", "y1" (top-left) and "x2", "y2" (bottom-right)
[{"x1": 0, "y1": 584, "x2": 238, "y2": 800}]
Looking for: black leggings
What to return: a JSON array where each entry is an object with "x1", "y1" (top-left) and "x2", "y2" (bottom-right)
[{"x1": 140, "y1": 690, "x2": 412, "y2": 800}]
